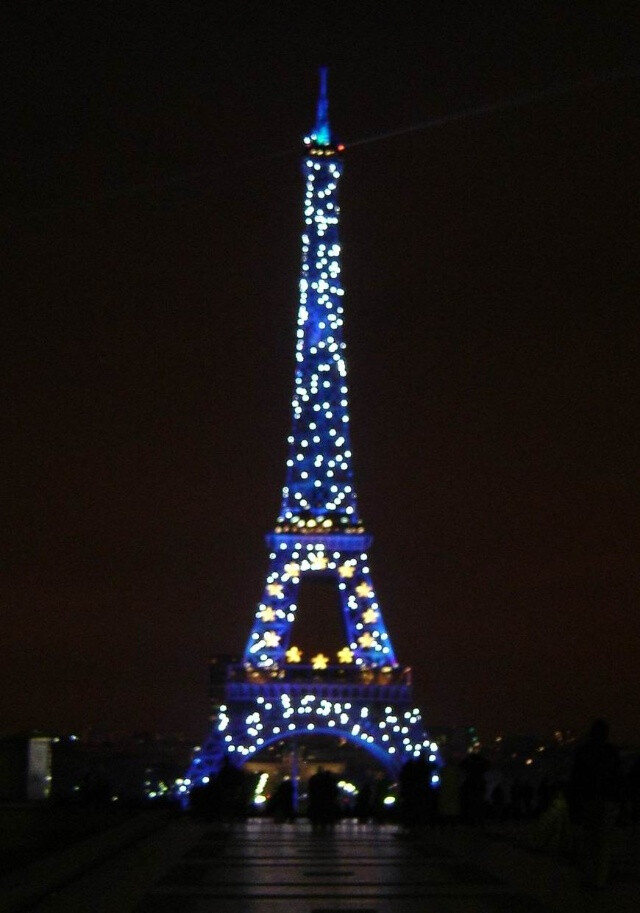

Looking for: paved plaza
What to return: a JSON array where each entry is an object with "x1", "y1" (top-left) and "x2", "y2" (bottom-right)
[{"x1": 2, "y1": 814, "x2": 639, "y2": 913}]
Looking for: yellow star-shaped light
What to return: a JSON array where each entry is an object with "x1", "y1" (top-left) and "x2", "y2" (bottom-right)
[
  {"x1": 267, "y1": 583, "x2": 284, "y2": 598},
  {"x1": 263, "y1": 631, "x2": 281, "y2": 648},
  {"x1": 308, "y1": 553, "x2": 328, "y2": 570},
  {"x1": 337, "y1": 647, "x2": 354, "y2": 664},
  {"x1": 355, "y1": 582, "x2": 373, "y2": 598},
  {"x1": 286, "y1": 645, "x2": 302, "y2": 663},
  {"x1": 311, "y1": 653, "x2": 329, "y2": 670},
  {"x1": 283, "y1": 562, "x2": 301, "y2": 578},
  {"x1": 362, "y1": 608, "x2": 379, "y2": 624},
  {"x1": 258, "y1": 606, "x2": 276, "y2": 622},
  {"x1": 338, "y1": 563, "x2": 355, "y2": 578},
  {"x1": 358, "y1": 632, "x2": 376, "y2": 649}
]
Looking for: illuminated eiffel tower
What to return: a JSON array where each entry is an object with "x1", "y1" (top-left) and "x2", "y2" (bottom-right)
[{"x1": 184, "y1": 71, "x2": 438, "y2": 796}]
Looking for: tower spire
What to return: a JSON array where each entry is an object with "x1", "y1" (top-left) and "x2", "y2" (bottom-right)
[
  {"x1": 313, "y1": 66, "x2": 331, "y2": 146},
  {"x1": 278, "y1": 66, "x2": 354, "y2": 535}
]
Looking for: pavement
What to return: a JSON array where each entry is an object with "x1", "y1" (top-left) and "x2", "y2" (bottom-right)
[{"x1": 2, "y1": 814, "x2": 639, "y2": 913}]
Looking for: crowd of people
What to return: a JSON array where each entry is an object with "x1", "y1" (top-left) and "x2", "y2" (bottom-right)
[
  {"x1": 189, "y1": 720, "x2": 639, "y2": 891},
  {"x1": 410, "y1": 719, "x2": 639, "y2": 892}
]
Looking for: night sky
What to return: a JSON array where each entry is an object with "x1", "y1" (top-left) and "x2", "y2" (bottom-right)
[{"x1": 3, "y1": 3, "x2": 639, "y2": 744}]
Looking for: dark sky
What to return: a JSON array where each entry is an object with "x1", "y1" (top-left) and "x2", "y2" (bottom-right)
[{"x1": 3, "y1": 3, "x2": 639, "y2": 744}]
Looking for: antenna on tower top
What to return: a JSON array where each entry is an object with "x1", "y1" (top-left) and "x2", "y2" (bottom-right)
[{"x1": 314, "y1": 66, "x2": 331, "y2": 146}]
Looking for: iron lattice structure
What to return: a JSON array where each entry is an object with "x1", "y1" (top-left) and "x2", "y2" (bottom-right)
[{"x1": 185, "y1": 72, "x2": 437, "y2": 795}]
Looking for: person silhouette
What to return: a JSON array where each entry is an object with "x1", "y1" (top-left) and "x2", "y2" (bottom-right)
[
  {"x1": 627, "y1": 754, "x2": 640, "y2": 827},
  {"x1": 460, "y1": 750, "x2": 489, "y2": 825},
  {"x1": 399, "y1": 755, "x2": 434, "y2": 830},
  {"x1": 570, "y1": 719, "x2": 622, "y2": 890},
  {"x1": 307, "y1": 766, "x2": 338, "y2": 831},
  {"x1": 354, "y1": 779, "x2": 373, "y2": 823},
  {"x1": 272, "y1": 776, "x2": 295, "y2": 822},
  {"x1": 437, "y1": 759, "x2": 462, "y2": 825}
]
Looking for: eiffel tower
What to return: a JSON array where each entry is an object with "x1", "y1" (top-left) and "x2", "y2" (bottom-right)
[{"x1": 184, "y1": 71, "x2": 438, "y2": 796}]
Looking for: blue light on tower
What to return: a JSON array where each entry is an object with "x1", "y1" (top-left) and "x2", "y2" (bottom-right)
[
  {"x1": 184, "y1": 71, "x2": 438, "y2": 792},
  {"x1": 279, "y1": 71, "x2": 355, "y2": 534},
  {"x1": 311, "y1": 65, "x2": 332, "y2": 147},
  {"x1": 241, "y1": 68, "x2": 397, "y2": 672}
]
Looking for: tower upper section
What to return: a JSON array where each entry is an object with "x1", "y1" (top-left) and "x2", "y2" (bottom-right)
[{"x1": 276, "y1": 70, "x2": 362, "y2": 536}]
